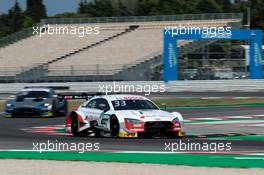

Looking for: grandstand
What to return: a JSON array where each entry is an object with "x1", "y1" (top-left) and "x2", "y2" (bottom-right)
[{"x1": 0, "y1": 13, "x2": 242, "y2": 82}]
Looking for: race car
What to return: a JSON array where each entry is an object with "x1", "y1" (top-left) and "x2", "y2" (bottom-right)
[
  {"x1": 4, "y1": 87, "x2": 68, "y2": 117},
  {"x1": 65, "y1": 94, "x2": 185, "y2": 138}
]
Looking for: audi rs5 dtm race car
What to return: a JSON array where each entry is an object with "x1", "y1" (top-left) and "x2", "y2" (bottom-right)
[
  {"x1": 4, "y1": 87, "x2": 68, "y2": 117},
  {"x1": 66, "y1": 94, "x2": 185, "y2": 138}
]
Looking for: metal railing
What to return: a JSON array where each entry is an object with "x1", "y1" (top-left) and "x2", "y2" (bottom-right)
[
  {"x1": 47, "y1": 64, "x2": 123, "y2": 76},
  {"x1": 41, "y1": 13, "x2": 243, "y2": 24}
]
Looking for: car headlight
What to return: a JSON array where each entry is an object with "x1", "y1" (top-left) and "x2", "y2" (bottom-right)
[
  {"x1": 125, "y1": 118, "x2": 142, "y2": 125},
  {"x1": 44, "y1": 103, "x2": 52, "y2": 110}
]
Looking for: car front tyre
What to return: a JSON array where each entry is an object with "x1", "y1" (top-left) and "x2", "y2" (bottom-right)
[
  {"x1": 110, "y1": 116, "x2": 120, "y2": 137},
  {"x1": 71, "y1": 114, "x2": 86, "y2": 137}
]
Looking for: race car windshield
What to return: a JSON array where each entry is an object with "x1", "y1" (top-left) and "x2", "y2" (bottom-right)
[
  {"x1": 111, "y1": 100, "x2": 158, "y2": 110},
  {"x1": 19, "y1": 91, "x2": 50, "y2": 98}
]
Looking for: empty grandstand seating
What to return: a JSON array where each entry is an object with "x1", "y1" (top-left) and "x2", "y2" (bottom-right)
[
  {"x1": 0, "y1": 24, "x2": 130, "y2": 69},
  {"x1": 48, "y1": 20, "x2": 240, "y2": 76},
  {"x1": 0, "y1": 14, "x2": 242, "y2": 81}
]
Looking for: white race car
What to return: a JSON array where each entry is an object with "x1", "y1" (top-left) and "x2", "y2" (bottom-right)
[{"x1": 65, "y1": 94, "x2": 185, "y2": 138}]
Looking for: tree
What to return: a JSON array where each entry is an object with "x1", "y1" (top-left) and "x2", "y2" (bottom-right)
[
  {"x1": 26, "y1": 0, "x2": 47, "y2": 22},
  {"x1": 9, "y1": 0, "x2": 24, "y2": 32},
  {"x1": 23, "y1": 16, "x2": 34, "y2": 28},
  {"x1": 78, "y1": 0, "x2": 118, "y2": 17},
  {"x1": 112, "y1": 0, "x2": 138, "y2": 16},
  {"x1": 180, "y1": 0, "x2": 199, "y2": 14},
  {"x1": 196, "y1": 0, "x2": 222, "y2": 13},
  {"x1": 78, "y1": 0, "x2": 88, "y2": 14},
  {"x1": 215, "y1": 0, "x2": 233, "y2": 12},
  {"x1": 0, "y1": 14, "x2": 13, "y2": 37},
  {"x1": 231, "y1": 0, "x2": 248, "y2": 25},
  {"x1": 135, "y1": 0, "x2": 159, "y2": 16},
  {"x1": 117, "y1": 0, "x2": 131, "y2": 16},
  {"x1": 250, "y1": 0, "x2": 264, "y2": 29},
  {"x1": 154, "y1": 0, "x2": 180, "y2": 15}
]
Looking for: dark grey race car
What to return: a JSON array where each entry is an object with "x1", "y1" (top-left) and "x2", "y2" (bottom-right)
[{"x1": 4, "y1": 87, "x2": 67, "y2": 117}]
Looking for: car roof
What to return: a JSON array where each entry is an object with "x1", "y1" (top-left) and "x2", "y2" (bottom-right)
[{"x1": 94, "y1": 94, "x2": 149, "y2": 101}]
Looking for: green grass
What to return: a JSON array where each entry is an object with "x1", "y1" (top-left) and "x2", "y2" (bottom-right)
[{"x1": 0, "y1": 151, "x2": 264, "y2": 168}]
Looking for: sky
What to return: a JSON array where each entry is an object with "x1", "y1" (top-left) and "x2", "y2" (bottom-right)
[{"x1": 0, "y1": 0, "x2": 81, "y2": 16}]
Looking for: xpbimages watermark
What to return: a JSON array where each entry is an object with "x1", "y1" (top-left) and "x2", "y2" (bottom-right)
[
  {"x1": 32, "y1": 140, "x2": 100, "y2": 153},
  {"x1": 165, "y1": 24, "x2": 232, "y2": 39},
  {"x1": 33, "y1": 24, "x2": 100, "y2": 37},
  {"x1": 98, "y1": 82, "x2": 166, "y2": 95},
  {"x1": 164, "y1": 140, "x2": 232, "y2": 153}
]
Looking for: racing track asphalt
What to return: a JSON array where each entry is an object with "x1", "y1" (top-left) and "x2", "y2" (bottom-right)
[{"x1": 0, "y1": 106, "x2": 264, "y2": 152}]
